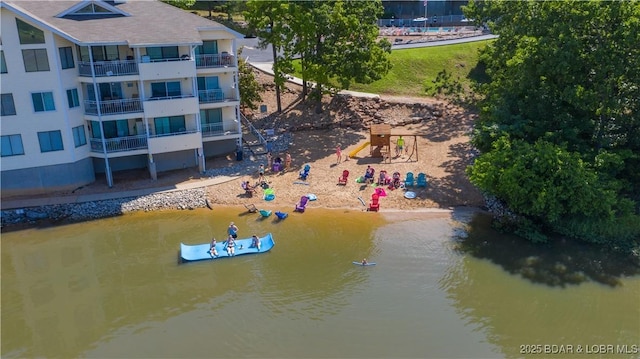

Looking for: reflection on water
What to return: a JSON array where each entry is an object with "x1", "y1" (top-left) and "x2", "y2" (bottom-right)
[
  {"x1": 2, "y1": 208, "x2": 638, "y2": 358},
  {"x1": 454, "y1": 214, "x2": 640, "y2": 287}
]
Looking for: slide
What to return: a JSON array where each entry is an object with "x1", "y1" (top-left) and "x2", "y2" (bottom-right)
[{"x1": 349, "y1": 141, "x2": 370, "y2": 158}]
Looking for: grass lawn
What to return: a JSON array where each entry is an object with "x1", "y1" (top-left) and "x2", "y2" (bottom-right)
[
  {"x1": 350, "y1": 40, "x2": 492, "y2": 97},
  {"x1": 292, "y1": 40, "x2": 492, "y2": 98}
]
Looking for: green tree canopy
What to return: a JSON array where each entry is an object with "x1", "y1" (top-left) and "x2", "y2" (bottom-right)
[
  {"x1": 237, "y1": 48, "x2": 263, "y2": 111},
  {"x1": 465, "y1": 0, "x2": 640, "y2": 246},
  {"x1": 245, "y1": 0, "x2": 391, "y2": 112}
]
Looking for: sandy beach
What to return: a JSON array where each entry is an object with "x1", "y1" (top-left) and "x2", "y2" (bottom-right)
[
  {"x1": 1, "y1": 69, "x2": 484, "y2": 215},
  {"x1": 205, "y1": 70, "x2": 484, "y2": 212}
]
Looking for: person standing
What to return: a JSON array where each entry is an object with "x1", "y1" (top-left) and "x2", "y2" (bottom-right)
[
  {"x1": 266, "y1": 152, "x2": 272, "y2": 171},
  {"x1": 396, "y1": 136, "x2": 405, "y2": 157},
  {"x1": 336, "y1": 144, "x2": 342, "y2": 164},
  {"x1": 258, "y1": 164, "x2": 265, "y2": 183},
  {"x1": 227, "y1": 222, "x2": 239, "y2": 239},
  {"x1": 285, "y1": 152, "x2": 292, "y2": 171}
]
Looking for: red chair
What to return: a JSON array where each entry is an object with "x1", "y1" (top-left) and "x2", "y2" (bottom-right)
[
  {"x1": 338, "y1": 170, "x2": 349, "y2": 185},
  {"x1": 369, "y1": 193, "x2": 380, "y2": 212}
]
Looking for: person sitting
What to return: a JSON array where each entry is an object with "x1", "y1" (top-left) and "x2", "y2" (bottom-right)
[
  {"x1": 209, "y1": 238, "x2": 219, "y2": 257},
  {"x1": 251, "y1": 234, "x2": 261, "y2": 251},
  {"x1": 225, "y1": 235, "x2": 236, "y2": 256},
  {"x1": 390, "y1": 172, "x2": 402, "y2": 189},
  {"x1": 362, "y1": 258, "x2": 368, "y2": 265},
  {"x1": 242, "y1": 180, "x2": 257, "y2": 197},
  {"x1": 364, "y1": 166, "x2": 375, "y2": 184},
  {"x1": 273, "y1": 156, "x2": 283, "y2": 172}
]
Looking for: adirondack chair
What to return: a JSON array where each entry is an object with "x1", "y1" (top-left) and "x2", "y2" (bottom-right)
[
  {"x1": 416, "y1": 173, "x2": 428, "y2": 188},
  {"x1": 338, "y1": 170, "x2": 349, "y2": 185},
  {"x1": 299, "y1": 164, "x2": 311, "y2": 180},
  {"x1": 404, "y1": 172, "x2": 415, "y2": 187},
  {"x1": 369, "y1": 193, "x2": 380, "y2": 212},
  {"x1": 244, "y1": 203, "x2": 258, "y2": 213},
  {"x1": 377, "y1": 170, "x2": 390, "y2": 186},
  {"x1": 295, "y1": 195, "x2": 309, "y2": 212}
]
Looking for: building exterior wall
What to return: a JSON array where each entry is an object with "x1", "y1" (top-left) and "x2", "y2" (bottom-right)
[
  {"x1": 0, "y1": 1, "x2": 242, "y2": 197},
  {"x1": 1, "y1": 157, "x2": 95, "y2": 196}
]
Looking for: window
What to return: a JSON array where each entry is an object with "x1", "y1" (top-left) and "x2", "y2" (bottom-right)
[
  {"x1": 37, "y1": 130, "x2": 64, "y2": 152},
  {"x1": 22, "y1": 49, "x2": 50, "y2": 72},
  {"x1": 32, "y1": 92, "x2": 55, "y2": 112},
  {"x1": 1, "y1": 94, "x2": 16, "y2": 116},
  {"x1": 59, "y1": 47, "x2": 74, "y2": 69},
  {"x1": 154, "y1": 116, "x2": 185, "y2": 135},
  {"x1": 200, "y1": 108, "x2": 222, "y2": 124},
  {"x1": 77, "y1": 45, "x2": 119, "y2": 62},
  {"x1": 75, "y1": 3, "x2": 111, "y2": 14},
  {"x1": 72, "y1": 125, "x2": 87, "y2": 147},
  {"x1": 200, "y1": 109, "x2": 222, "y2": 132},
  {"x1": 102, "y1": 120, "x2": 129, "y2": 138},
  {"x1": 16, "y1": 18, "x2": 45, "y2": 44},
  {"x1": 1, "y1": 50, "x2": 7, "y2": 73},
  {"x1": 195, "y1": 40, "x2": 218, "y2": 55},
  {"x1": 66, "y1": 89, "x2": 80, "y2": 108},
  {"x1": 1, "y1": 134, "x2": 24, "y2": 157},
  {"x1": 197, "y1": 76, "x2": 219, "y2": 90},
  {"x1": 146, "y1": 46, "x2": 179, "y2": 61},
  {"x1": 151, "y1": 81, "x2": 181, "y2": 98}
]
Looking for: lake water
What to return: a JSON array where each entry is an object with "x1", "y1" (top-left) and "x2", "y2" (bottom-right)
[{"x1": 2, "y1": 207, "x2": 639, "y2": 358}]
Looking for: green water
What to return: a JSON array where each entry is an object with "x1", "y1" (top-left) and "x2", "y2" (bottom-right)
[{"x1": 1, "y1": 207, "x2": 639, "y2": 358}]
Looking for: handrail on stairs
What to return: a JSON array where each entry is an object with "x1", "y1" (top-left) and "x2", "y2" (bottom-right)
[{"x1": 240, "y1": 112, "x2": 268, "y2": 148}]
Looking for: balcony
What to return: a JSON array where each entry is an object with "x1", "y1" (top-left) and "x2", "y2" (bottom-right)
[
  {"x1": 148, "y1": 130, "x2": 201, "y2": 154},
  {"x1": 143, "y1": 95, "x2": 198, "y2": 118},
  {"x1": 138, "y1": 58, "x2": 196, "y2": 81},
  {"x1": 90, "y1": 135, "x2": 148, "y2": 153},
  {"x1": 202, "y1": 123, "x2": 239, "y2": 138},
  {"x1": 198, "y1": 89, "x2": 238, "y2": 103},
  {"x1": 84, "y1": 98, "x2": 143, "y2": 116},
  {"x1": 195, "y1": 53, "x2": 234, "y2": 69},
  {"x1": 79, "y1": 60, "x2": 139, "y2": 77}
]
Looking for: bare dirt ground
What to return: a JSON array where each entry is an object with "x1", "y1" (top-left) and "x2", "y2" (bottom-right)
[{"x1": 3, "y1": 69, "x2": 484, "y2": 212}]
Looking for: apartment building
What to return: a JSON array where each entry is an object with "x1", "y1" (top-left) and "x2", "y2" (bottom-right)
[{"x1": 0, "y1": 0, "x2": 243, "y2": 196}]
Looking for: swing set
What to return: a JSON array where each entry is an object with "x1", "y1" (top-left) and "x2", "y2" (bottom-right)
[{"x1": 369, "y1": 124, "x2": 419, "y2": 163}]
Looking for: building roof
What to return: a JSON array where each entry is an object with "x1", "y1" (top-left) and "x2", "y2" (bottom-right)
[{"x1": 2, "y1": 0, "x2": 242, "y2": 47}]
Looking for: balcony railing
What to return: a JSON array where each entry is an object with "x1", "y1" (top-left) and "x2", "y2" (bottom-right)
[
  {"x1": 198, "y1": 89, "x2": 224, "y2": 103},
  {"x1": 201, "y1": 123, "x2": 225, "y2": 137},
  {"x1": 195, "y1": 54, "x2": 234, "y2": 68},
  {"x1": 147, "y1": 93, "x2": 195, "y2": 101},
  {"x1": 79, "y1": 60, "x2": 139, "y2": 77},
  {"x1": 149, "y1": 128, "x2": 198, "y2": 138},
  {"x1": 90, "y1": 135, "x2": 148, "y2": 153},
  {"x1": 85, "y1": 98, "x2": 143, "y2": 116}
]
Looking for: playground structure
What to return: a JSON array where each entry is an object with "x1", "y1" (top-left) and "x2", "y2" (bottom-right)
[{"x1": 368, "y1": 124, "x2": 419, "y2": 163}]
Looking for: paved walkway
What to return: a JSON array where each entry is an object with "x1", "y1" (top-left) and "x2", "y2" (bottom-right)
[
  {"x1": 1, "y1": 34, "x2": 495, "y2": 211},
  {"x1": 1, "y1": 174, "x2": 237, "y2": 211}
]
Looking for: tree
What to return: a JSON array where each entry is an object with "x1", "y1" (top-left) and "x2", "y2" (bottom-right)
[
  {"x1": 244, "y1": 1, "x2": 293, "y2": 113},
  {"x1": 237, "y1": 48, "x2": 263, "y2": 111},
  {"x1": 464, "y1": 0, "x2": 640, "y2": 246},
  {"x1": 245, "y1": 0, "x2": 392, "y2": 113},
  {"x1": 161, "y1": 0, "x2": 195, "y2": 10}
]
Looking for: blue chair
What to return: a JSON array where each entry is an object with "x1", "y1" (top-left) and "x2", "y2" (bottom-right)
[
  {"x1": 416, "y1": 173, "x2": 428, "y2": 188},
  {"x1": 259, "y1": 209, "x2": 272, "y2": 217},
  {"x1": 299, "y1": 164, "x2": 311, "y2": 180},
  {"x1": 404, "y1": 172, "x2": 414, "y2": 187}
]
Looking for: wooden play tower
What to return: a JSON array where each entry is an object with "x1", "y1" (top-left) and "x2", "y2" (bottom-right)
[{"x1": 369, "y1": 124, "x2": 419, "y2": 163}]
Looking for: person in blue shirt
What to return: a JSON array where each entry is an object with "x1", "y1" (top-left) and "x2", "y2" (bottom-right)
[{"x1": 228, "y1": 222, "x2": 238, "y2": 239}]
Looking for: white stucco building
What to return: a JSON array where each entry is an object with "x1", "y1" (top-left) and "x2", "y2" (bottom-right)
[{"x1": 1, "y1": 0, "x2": 243, "y2": 196}]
